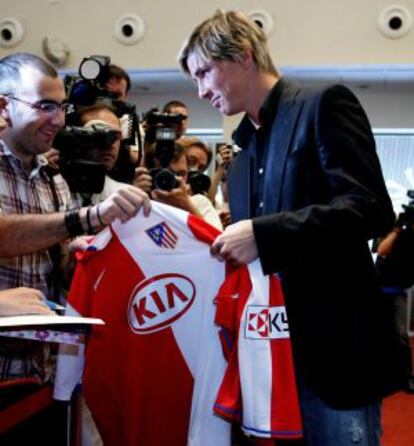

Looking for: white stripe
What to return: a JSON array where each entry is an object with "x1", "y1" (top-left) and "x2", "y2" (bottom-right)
[
  {"x1": 53, "y1": 303, "x2": 85, "y2": 401},
  {"x1": 239, "y1": 260, "x2": 272, "y2": 437},
  {"x1": 113, "y1": 202, "x2": 230, "y2": 445}
]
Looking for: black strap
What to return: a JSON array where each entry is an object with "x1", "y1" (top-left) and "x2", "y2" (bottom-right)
[{"x1": 42, "y1": 169, "x2": 63, "y2": 303}]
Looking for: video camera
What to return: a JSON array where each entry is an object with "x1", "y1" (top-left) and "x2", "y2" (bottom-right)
[
  {"x1": 54, "y1": 123, "x2": 119, "y2": 194},
  {"x1": 53, "y1": 55, "x2": 140, "y2": 192},
  {"x1": 64, "y1": 56, "x2": 135, "y2": 121},
  {"x1": 142, "y1": 107, "x2": 187, "y2": 191},
  {"x1": 396, "y1": 190, "x2": 414, "y2": 227},
  {"x1": 144, "y1": 109, "x2": 187, "y2": 127},
  {"x1": 143, "y1": 107, "x2": 186, "y2": 145},
  {"x1": 149, "y1": 126, "x2": 179, "y2": 191}
]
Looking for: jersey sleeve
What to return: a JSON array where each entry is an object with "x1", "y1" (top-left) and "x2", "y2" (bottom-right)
[
  {"x1": 53, "y1": 249, "x2": 100, "y2": 401},
  {"x1": 214, "y1": 266, "x2": 252, "y2": 422},
  {"x1": 214, "y1": 262, "x2": 303, "y2": 440},
  {"x1": 53, "y1": 302, "x2": 86, "y2": 401}
]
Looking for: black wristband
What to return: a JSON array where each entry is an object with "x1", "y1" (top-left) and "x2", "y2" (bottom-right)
[
  {"x1": 86, "y1": 206, "x2": 93, "y2": 233},
  {"x1": 96, "y1": 204, "x2": 105, "y2": 226},
  {"x1": 64, "y1": 209, "x2": 85, "y2": 237}
]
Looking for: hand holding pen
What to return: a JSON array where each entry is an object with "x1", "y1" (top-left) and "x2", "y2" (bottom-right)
[
  {"x1": 0, "y1": 287, "x2": 58, "y2": 317},
  {"x1": 44, "y1": 299, "x2": 65, "y2": 312}
]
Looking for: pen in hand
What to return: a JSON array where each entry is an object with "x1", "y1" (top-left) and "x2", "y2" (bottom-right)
[{"x1": 44, "y1": 300, "x2": 65, "y2": 312}]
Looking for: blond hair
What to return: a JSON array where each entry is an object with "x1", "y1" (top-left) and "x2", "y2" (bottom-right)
[{"x1": 179, "y1": 10, "x2": 278, "y2": 76}]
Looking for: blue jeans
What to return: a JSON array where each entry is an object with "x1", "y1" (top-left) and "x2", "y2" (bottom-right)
[{"x1": 298, "y1": 383, "x2": 382, "y2": 446}]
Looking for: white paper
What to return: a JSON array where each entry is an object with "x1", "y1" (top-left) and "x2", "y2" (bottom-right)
[
  {"x1": 0, "y1": 315, "x2": 104, "y2": 328},
  {"x1": 0, "y1": 315, "x2": 105, "y2": 344}
]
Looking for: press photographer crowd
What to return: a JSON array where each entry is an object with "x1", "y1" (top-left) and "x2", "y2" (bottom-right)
[
  {"x1": 0, "y1": 9, "x2": 413, "y2": 446},
  {"x1": 47, "y1": 55, "x2": 231, "y2": 231}
]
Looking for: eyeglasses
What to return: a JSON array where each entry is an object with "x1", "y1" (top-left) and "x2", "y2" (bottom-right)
[{"x1": 5, "y1": 95, "x2": 73, "y2": 115}]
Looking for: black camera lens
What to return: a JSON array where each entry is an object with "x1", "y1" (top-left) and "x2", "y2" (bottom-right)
[
  {"x1": 187, "y1": 171, "x2": 211, "y2": 195},
  {"x1": 150, "y1": 168, "x2": 178, "y2": 191},
  {"x1": 144, "y1": 110, "x2": 186, "y2": 126}
]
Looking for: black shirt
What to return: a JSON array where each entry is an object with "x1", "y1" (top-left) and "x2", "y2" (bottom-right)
[{"x1": 232, "y1": 79, "x2": 283, "y2": 217}]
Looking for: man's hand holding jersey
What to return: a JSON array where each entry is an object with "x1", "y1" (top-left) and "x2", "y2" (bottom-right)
[
  {"x1": 210, "y1": 219, "x2": 258, "y2": 266},
  {"x1": 98, "y1": 185, "x2": 151, "y2": 224}
]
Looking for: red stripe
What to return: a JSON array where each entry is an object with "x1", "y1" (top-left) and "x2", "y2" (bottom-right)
[
  {"x1": 73, "y1": 230, "x2": 195, "y2": 445},
  {"x1": 161, "y1": 236, "x2": 176, "y2": 248},
  {"x1": 162, "y1": 231, "x2": 177, "y2": 245},
  {"x1": 0, "y1": 385, "x2": 53, "y2": 433},
  {"x1": 163, "y1": 222, "x2": 178, "y2": 241},
  {"x1": 187, "y1": 214, "x2": 221, "y2": 245}
]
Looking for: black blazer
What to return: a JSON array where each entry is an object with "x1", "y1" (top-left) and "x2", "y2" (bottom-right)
[{"x1": 228, "y1": 79, "x2": 406, "y2": 408}]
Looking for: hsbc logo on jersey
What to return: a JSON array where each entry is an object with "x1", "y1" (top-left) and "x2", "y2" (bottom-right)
[
  {"x1": 245, "y1": 305, "x2": 290, "y2": 340},
  {"x1": 128, "y1": 273, "x2": 196, "y2": 334}
]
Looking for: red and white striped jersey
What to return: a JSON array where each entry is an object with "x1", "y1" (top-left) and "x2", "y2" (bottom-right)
[
  {"x1": 54, "y1": 201, "x2": 302, "y2": 444},
  {"x1": 54, "y1": 201, "x2": 230, "y2": 446}
]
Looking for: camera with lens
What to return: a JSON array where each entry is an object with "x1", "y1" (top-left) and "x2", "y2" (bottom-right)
[
  {"x1": 148, "y1": 126, "x2": 179, "y2": 192},
  {"x1": 54, "y1": 55, "x2": 140, "y2": 192},
  {"x1": 64, "y1": 55, "x2": 138, "y2": 145},
  {"x1": 396, "y1": 189, "x2": 414, "y2": 227},
  {"x1": 144, "y1": 109, "x2": 187, "y2": 127},
  {"x1": 143, "y1": 107, "x2": 186, "y2": 145},
  {"x1": 65, "y1": 56, "x2": 130, "y2": 116},
  {"x1": 142, "y1": 107, "x2": 186, "y2": 192},
  {"x1": 187, "y1": 170, "x2": 211, "y2": 195},
  {"x1": 150, "y1": 167, "x2": 179, "y2": 192},
  {"x1": 54, "y1": 123, "x2": 120, "y2": 194}
]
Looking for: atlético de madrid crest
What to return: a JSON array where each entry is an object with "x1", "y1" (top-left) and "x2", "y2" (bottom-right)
[{"x1": 145, "y1": 221, "x2": 178, "y2": 249}]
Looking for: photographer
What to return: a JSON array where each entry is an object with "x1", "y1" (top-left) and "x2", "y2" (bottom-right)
[
  {"x1": 142, "y1": 104, "x2": 187, "y2": 158},
  {"x1": 375, "y1": 195, "x2": 414, "y2": 392},
  {"x1": 207, "y1": 144, "x2": 235, "y2": 229},
  {"x1": 64, "y1": 103, "x2": 126, "y2": 207},
  {"x1": 134, "y1": 141, "x2": 222, "y2": 230},
  {"x1": 162, "y1": 100, "x2": 189, "y2": 140},
  {"x1": 179, "y1": 137, "x2": 233, "y2": 229},
  {"x1": 105, "y1": 64, "x2": 131, "y2": 102},
  {"x1": 208, "y1": 143, "x2": 233, "y2": 203},
  {"x1": 180, "y1": 136, "x2": 212, "y2": 173},
  {"x1": 104, "y1": 64, "x2": 142, "y2": 183},
  {"x1": 64, "y1": 57, "x2": 141, "y2": 184}
]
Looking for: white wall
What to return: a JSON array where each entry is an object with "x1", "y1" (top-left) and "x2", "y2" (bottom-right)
[
  {"x1": 356, "y1": 88, "x2": 414, "y2": 129},
  {"x1": 1, "y1": 0, "x2": 414, "y2": 132},
  {"x1": 1, "y1": 0, "x2": 414, "y2": 68}
]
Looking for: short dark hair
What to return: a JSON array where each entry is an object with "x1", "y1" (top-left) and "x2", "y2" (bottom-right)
[
  {"x1": 162, "y1": 100, "x2": 188, "y2": 114},
  {"x1": 145, "y1": 142, "x2": 186, "y2": 169},
  {"x1": 77, "y1": 102, "x2": 118, "y2": 124},
  {"x1": 0, "y1": 52, "x2": 58, "y2": 96},
  {"x1": 108, "y1": 64, "x2": 131, "y2": 93}
]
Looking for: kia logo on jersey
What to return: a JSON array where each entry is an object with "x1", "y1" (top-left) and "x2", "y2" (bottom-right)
[
  {"x1": 128, "y1": 273, "x2": 196, "y2": 334},
  {"x1": 245, "y1": 305, "x2": 290, "y2": 340}
]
